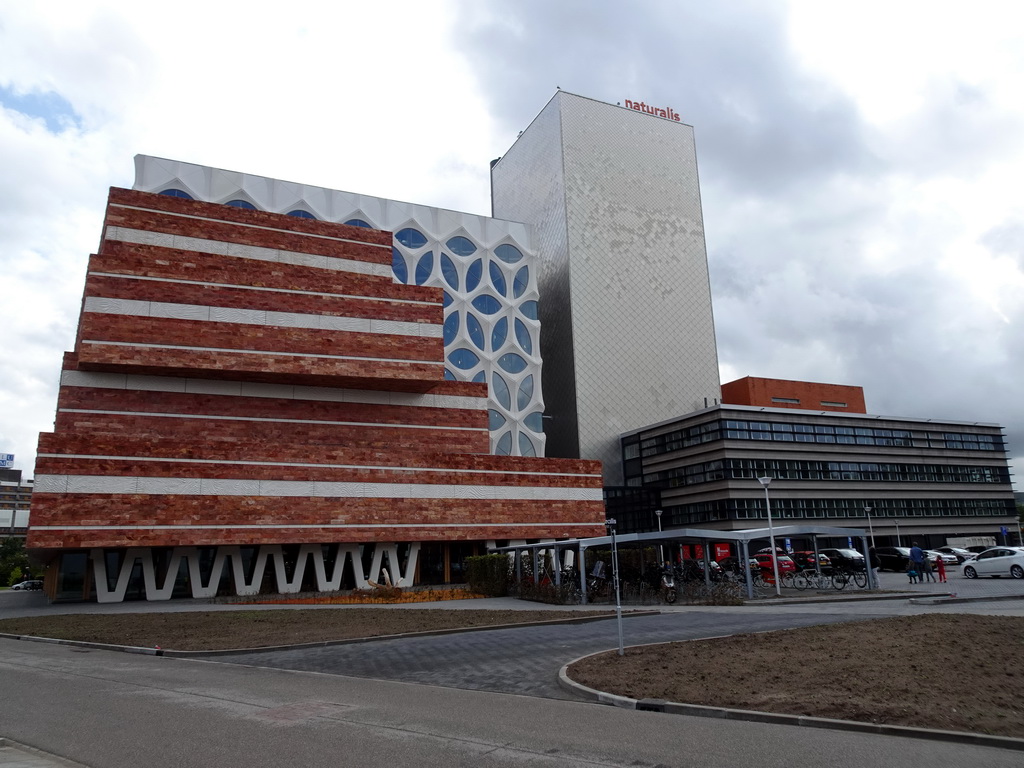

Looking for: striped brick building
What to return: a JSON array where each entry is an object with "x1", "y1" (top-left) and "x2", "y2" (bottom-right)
[{"x1": 29, "y1": 188, "x2": 605, "y2": 601}]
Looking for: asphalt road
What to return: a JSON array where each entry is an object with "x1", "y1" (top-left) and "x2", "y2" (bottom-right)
[
  {"x1": 4, "y1": 575, "x2": 1024, "y2": 767},
  {"x1": 3, "y1": 635, "x2": 1024, "y2": 768}
]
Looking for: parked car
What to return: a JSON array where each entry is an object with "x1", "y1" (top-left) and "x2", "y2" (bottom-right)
[
  {"x1": 10, "y1": 580, "x2": 43, "y2": 591},
  {"x1": 790, "y1": 551, "x2": 831, "y2": 571},
  {"x1": 925, "y1": 550, "x2": 958, "y2": 567},
  {"x1": 961, "y1": 547, "x2": 1024, "y2": 579},
  {"x1": 819, "y1": 548, "x2": 866, "y2": 571},
  {"x1": 934, "y1": 546, "x2": 972, "y2": 563},
  {"x1": 751, "y1": 553, "x2": 797, "y2": 574},
  {"x1": 874, "y1": 546, "x2": 912, "y2": 571}
]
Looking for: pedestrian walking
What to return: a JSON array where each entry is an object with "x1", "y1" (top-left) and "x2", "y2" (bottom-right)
[{"x1": 921, "y1": 555, "x2": 936, "y2": 583}]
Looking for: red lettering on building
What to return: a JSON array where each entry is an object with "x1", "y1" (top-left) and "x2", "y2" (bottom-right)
[{"x1": 624, "y1": 99, "x2": 680, "y2": 122}]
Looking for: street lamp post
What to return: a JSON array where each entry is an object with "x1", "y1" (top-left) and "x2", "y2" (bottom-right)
[
  {"x1": 655, "y1": 509, "x2": 664, "y2": 565},
  {"x1": 606, "y1": 518, "x2": 625, "y2": 656},
  {"x1": 894, "y1": 518, "x2": 902, "y2": 547},
  {"x1": 864, "y1": 505, "x2": 876, "y2": 548},
  {"x1": 757, "y1": 477, "x2": 782, "y2": 597}
]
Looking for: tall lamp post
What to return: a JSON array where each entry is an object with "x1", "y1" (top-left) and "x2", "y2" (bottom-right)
[
  {"x1": 864, "y1": 505, "x2": 876, "y2": 548},
  {"x1": 894, "y1": 519, "x2": 902, "y2": 547},
  {"x1": 654, "y1": 508, "x2": 664, "y2": 565},
  {"x1": 757, "y1": 477, "x2": 782, "y2": 597},
  {"x1": 606, "y1": 518, "x2": 625, "y2": 656}
]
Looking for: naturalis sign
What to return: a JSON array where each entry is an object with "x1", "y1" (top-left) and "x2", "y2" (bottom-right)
[{"x1": 623, "y1": 99, "x2": 680, "y2": 122}]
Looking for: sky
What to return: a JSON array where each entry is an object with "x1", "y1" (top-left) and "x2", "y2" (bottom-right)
[{"x1": 2, "y1": 1, "x2": 1023, "y2": 488}]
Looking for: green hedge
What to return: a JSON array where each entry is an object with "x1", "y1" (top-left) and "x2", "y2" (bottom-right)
[{"x1": 464, "y1": 554, "x2": 511, "y2": 597}]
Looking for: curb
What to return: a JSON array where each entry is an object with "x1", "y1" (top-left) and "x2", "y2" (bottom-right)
[
  {"x1": 909, "y1": 593, "x2": 1024, "y2": 606},
  {"x1": 557, "y1": 651, "x2": 1024, "y2": 752},
  {"x1": 0, "y1": 610, "x2": 659, "y2": 658}
]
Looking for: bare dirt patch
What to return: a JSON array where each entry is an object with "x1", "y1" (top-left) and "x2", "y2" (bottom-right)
[
  {"x1": 568, "y1": 614, "x2": 1024, "y2": 738},
  {"x1": 0, "y1": 608, "x2": 612, "y2": 651}
]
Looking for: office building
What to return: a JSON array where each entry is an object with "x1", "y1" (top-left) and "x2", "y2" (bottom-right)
[
  {"x1": 620, "y1": 379, "x2": 1016, "y2": 547},
  {"x1": 0, "y1": 469, "x2": 32, "y2": 539}
]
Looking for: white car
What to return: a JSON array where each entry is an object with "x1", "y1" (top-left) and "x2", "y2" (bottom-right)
[{"x1": 961, "y1": 547, "x2": 1024, "y2": 579}]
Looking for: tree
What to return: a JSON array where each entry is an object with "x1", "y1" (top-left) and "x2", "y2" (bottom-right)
[{"x1": 0, "y1": 537, "x2": 32, "y2": 585}]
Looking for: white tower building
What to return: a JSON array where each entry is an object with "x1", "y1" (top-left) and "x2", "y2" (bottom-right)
[{"x1": 490, "y1": 91, "x2": 722, "y2": 483}]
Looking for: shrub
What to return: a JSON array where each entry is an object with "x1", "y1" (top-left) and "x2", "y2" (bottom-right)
[{"x1": 464, "y1": 554, "x2": 511, "y2": 597}]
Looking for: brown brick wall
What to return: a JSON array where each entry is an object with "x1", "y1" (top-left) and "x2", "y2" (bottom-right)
[
  {"x1": 721, "y1": 376, "x2": 867, "y2": 413},
  {"x1": 29, "y1": 189, "x2": 606, "y2": 556}
]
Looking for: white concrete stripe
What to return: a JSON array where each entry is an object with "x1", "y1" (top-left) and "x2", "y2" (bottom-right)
[
  {"x1": 32, "y1": 522, "x2": 593, "y2": 531},
  {"x1": 59, "y1": 370, "x2": 487, "y2": 410},
  {"x1": 80, "y1": 339, "x2": 444, "y2": 366},
  {"x1": 36, "y1": 453, "x2": 602, "y2": 479},
  {"x1": 110, "y1": 202, "x2": 392, "y2": 249},
  {"x1": 89, "y1": 271, "x2": 438, "y2": 307},
  {"x1": 33, "y1": 474, "x2": 604, "y2": 501},
  {"x1": 105, "y1": 225, "x2": 392, "y2": 277},
  {"x1": 84, "y1": 297, "x2": 443, "y2": 339},
  {"x1": 58, "y1": 408, "x2": 488, "y2": 432}
]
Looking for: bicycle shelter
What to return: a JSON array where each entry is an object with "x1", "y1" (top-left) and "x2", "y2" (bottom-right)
[{"x1": 490, "y1": 525, "x2": 873, "y2": 603}]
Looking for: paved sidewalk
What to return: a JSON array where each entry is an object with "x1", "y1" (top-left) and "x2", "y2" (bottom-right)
[{"x1": 0, "y1": 740, "x2": 84, "y2": 768}]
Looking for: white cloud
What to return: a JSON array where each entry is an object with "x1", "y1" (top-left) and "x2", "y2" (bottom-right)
[{"x1": 2, "y1": 0, "x2": 1024, "y2": 489}]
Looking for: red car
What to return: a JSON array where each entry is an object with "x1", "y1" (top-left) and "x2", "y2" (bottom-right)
[
  {"x1": 790, "y1": 551, "x2": 831, "y2": 571},
  {"x1": 752, "y1": 553, "x2": 797, "y2": 574}
]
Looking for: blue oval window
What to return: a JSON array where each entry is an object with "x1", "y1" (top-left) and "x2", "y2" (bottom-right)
[
  {"x1": 466, "y1": 259, "x2": 483, "y2": 292},
  {"x1": 517, "y1": 375, "x2": 534, "y2": 410},
  {"x1": 518, "y1": 432, "x2": 537, "y2": 457},
  {"x1": 443, "y1": 291, "x2": 453, "y2": 308},
  {"x1": 472, "y1": 295, "x2": 502, "y2": 314},
  {"x1": 287, "y1": 210, "x2": 316, "y2": 219},
  {"x1": 448, "y1": 348, "x2": 479, "y2": 370},
  {"x1": 160, "y1": 188, "x2": 193, "y2": 199},
  {"x1": 520, "y1": 300, "x2": 539, "y2": 320},
  {"x1": 498, "y1": 353, "x2": 527, "y2": 373},
  {"x1": 489, "y1": 262, "x2": 507, "y2": 296},
  {"x1": 345, "y1": 218, "x2": 372, "y2": 228},
  {"x1": 443, "y1": 312, "x2": 460, "y2": 345},
  {"x1": 226, "y1": 199, "x2": 256, "y2": 210},
  {"x1": 391, "y1": 247, "x2": 408, "y2": 283},
  {"x1": 513, "y1": 266, "x2": 530, "y2": 298},
  {"x1": 441, "y1": 253, "x2": 459, "y2": 290},
  {"x1": 444, "y1": 369, "x2": 456, "y2": 381},
  {"x1": 524, "y1": 411, "x2": 545, "y2": 432},
  {"x1": 466, "y1": 313, "x2": 485, "y2": 350},
  {"x1": 396, "y1": 228, "x2": 427, "y2": 248},
  {"x1": 488, "y1": 409, "x2": 506, "y2": 430},
  {"x1": 514, "y1": 318, "x2": 532, "y2": 354},
  {"x1": 472, "y1": 370, "x2": 486, "y2": 383},
  {"x1": 492, "y1": 373, "x2": 512, "y2": 410},
  {"x1": 446, "y1": 236, "x2": 477, "y2": 256},
  {"x1": 495, "y1": 432, "x2": 513, "y2": 455},
  {"x1": 415, "y1": 251, "x2": 434, "y2": 286},
  {"x1": 491, "y1": 316, "x2": 508, "y2": 350},
  {"x1": 495, "y1": 244, "x2": 523, "y2": 264}
]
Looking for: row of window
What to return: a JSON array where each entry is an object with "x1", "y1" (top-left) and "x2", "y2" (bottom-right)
[
  {"x1": 659, "y1": 498, "x2": 1016, "y2": 527},
  {"x1": 397, "y1": 250, "x2": 531, "y2": 300},
  {"x1": 395, "y1": 229, "x2": 524, "y2": 264},
  {"x1": 626, "y1": 419, "x2": 1004, "y2": 457},
  {"x1": 638, "y1": 458, "x2": 1010, "y2": 488}
]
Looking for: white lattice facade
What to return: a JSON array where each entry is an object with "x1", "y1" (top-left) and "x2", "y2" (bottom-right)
[{"x1": 133, "y1": 156, "x2": 546, "y2": 458}]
